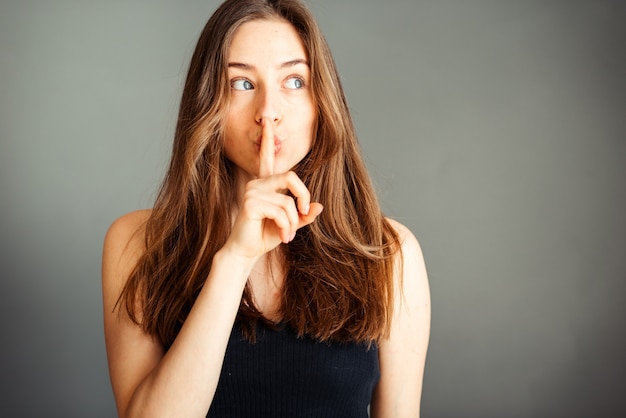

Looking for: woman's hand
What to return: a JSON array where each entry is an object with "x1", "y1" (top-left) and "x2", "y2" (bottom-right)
[{"x1": 222, "y1": 119, "x2": 323, "y2": 260}]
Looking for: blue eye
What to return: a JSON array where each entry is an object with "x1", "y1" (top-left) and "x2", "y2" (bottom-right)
[
  {"x1": 285, "y1": 77, "x2": 304, "y2": 90},
  {"x1": 231, "y1": 79, "x2": 254, "y2": 91}
]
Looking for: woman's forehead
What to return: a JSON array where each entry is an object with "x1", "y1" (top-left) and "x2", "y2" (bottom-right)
[{"x1": 228, "y1": 19, "x2": 307, "y2": 64}]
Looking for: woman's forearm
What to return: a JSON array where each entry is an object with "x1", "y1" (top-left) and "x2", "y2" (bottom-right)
[{"x1": 123, "y1": 250, "x2": 256, "y2": 418}]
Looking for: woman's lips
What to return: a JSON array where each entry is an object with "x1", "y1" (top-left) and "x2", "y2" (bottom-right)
[{"x1": 255, "y1": 137, "x2": 282, "y2": 155}]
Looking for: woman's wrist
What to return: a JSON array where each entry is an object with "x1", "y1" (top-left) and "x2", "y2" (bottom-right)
[{"x1": 211, "y1": 247, "x2": 258, "y2": 285}]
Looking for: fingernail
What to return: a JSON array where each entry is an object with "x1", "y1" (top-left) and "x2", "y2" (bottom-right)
[
  {"x1": 303, "y1": 204, "x2": 310, "y2": 216},
  {"x1": 316, "y1": 205, "x2": 324, "y2": 216},
  {"x1": 289, "y1": 232, "x2": 296, "y2": 242}
]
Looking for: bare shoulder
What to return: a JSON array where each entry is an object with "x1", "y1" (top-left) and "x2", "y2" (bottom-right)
[
  {"x1": 384, "y1": 217, "x2": 429, "y2": 309},
  {"x1": 104, "y1": 210, "x2": 152, "y2": 258},
  {"x1": 105, "y1": 209, "x2": 152, "y2": 243},
  {"x1": 102, "y1": 209, "x2": 152, "y2": 299},
  {"x1": 385, "y1": 217, "x2": 424, "y2": 260}
]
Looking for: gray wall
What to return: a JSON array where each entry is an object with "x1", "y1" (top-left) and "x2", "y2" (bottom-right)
[{"x1": 1, "y1": 1, "x2": 624, "y2": 417}]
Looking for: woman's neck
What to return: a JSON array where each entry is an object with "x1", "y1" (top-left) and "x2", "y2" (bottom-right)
[{"x1": 248, "y1": 250, "x2": 286, "y2": 323}]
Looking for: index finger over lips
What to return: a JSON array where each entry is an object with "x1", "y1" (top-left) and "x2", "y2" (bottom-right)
[{"x1": 258, "y1": 118, "x2": 275, "y2": 178}]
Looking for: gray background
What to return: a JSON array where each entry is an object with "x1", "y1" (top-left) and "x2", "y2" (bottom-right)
[{"x1": 1, "y1": 0, "x2": 624, "y2": 417}]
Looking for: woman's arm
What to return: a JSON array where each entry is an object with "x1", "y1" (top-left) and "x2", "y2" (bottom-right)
[
  {"x1": 370, "y1": 219, "x2": 431, "y2": 418},
  {"x1": 102, "y1": 210, "x2": 255, "y2": 418}
]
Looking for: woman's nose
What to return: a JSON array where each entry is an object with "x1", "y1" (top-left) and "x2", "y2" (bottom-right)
[{"x1": 255, "y1": 87, "x2": 282, "y2": 124}]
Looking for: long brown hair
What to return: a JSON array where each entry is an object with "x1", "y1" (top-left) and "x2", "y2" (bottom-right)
[{"x1": 119, "y1": 0, "x2": 401, "y2": 349}]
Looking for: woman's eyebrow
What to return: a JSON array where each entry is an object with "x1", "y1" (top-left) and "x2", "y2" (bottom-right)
[
  {"x1": 227, "y1": 58, "x2": 310, "y2": 70},
  {"x1": 280, "y1": 58, "x2": 309, "y2": 68}
]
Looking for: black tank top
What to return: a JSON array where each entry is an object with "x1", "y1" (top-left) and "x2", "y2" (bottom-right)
[{"x1": 207, "y1": 323, "x2": 380, "y2": 417}]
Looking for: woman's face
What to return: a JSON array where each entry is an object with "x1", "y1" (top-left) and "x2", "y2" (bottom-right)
[{"x1": 224, "y1": 18, "x2": 317, "y2": 182}]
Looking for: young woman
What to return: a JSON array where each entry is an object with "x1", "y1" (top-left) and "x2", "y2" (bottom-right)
[{"x1": 102, "y1": 0, "x2": 430, "y2": 416}]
